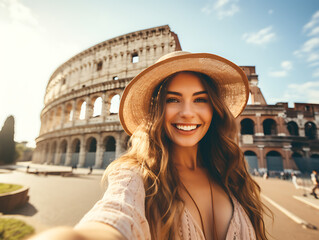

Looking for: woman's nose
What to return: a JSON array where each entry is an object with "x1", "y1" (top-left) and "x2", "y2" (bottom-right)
[{"x1": 179, "y1": 102, "x2": 195, "y2": 118}]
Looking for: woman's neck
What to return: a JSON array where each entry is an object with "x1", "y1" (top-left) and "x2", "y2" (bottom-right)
[{"x1": 171, "y1": 144, "x2": 200, "y2": 171}]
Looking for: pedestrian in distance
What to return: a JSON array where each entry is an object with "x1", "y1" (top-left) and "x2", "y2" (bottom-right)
[
  {"x1": 310, "y1": 170, "x2": 319, "y2": 199},
  {"x1": 30, "y1": 51, "x2": 270, "y2": 240}
]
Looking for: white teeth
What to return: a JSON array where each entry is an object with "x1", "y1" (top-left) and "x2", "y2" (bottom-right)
[{"x1": 175, "y1": 124, "x2": 197, "y2": 131}]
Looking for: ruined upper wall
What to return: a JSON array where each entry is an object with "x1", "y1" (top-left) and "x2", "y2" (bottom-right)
[{"x1": 44, "y1": 25, "x2": 181, "y2": 106}]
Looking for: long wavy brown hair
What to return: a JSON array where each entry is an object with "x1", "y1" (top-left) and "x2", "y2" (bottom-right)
[{"x1": 105, "y1": 71, "x2": 269, "y2": 239}]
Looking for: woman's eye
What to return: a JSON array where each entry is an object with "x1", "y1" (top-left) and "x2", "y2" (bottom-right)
[
  {"x1": 166, "y1": 98, "x2": 179, "y2": 103},
  {"x1": 195, "y1": 98, "x2": 208, "y2": 103}
]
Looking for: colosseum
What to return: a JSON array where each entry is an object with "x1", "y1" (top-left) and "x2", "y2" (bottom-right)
[{"x1": 32, "y1": 25, "x2": 319, "y2": 174}]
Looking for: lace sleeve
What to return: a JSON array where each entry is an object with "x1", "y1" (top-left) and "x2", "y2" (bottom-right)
[{"x1": 75, "y1": 167, "x2": 151, "y2": 240}]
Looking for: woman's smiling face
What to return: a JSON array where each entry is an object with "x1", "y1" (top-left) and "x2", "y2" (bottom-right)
[{"x1": 164, "y1": 72, "x2": 213, "y2": 148}]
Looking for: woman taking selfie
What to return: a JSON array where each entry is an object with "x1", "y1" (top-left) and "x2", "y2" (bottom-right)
[{"x1": 31, "y1": 51, "x2": 268, "y2": 240}]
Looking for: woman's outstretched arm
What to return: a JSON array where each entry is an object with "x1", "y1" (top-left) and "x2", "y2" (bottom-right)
[{"x1": 29, "y1": 222, "x2": 126, "y2": 240}]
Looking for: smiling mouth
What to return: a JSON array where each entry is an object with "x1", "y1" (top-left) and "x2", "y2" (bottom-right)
[{"x1": 173, "y1": 124, "x2": 201, "y2": 131}]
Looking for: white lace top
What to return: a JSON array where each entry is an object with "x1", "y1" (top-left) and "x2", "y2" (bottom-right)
[{"x1": 76, "y1": 167, "x2": 256, "y2": 240}]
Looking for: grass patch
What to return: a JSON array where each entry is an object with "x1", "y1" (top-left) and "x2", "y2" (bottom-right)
[
  {"x1": 0, "y1": 218, "x2": 34, "y2": 240},
  {"x1": 0, "y1": 184, "x2": 23, "y2": 194}
]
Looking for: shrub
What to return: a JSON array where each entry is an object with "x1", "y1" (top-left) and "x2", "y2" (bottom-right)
[{"x1": 0, "y1": 218, "x2": 34, "y2": 240}]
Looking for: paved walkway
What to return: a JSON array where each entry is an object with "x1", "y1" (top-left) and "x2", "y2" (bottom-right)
[
  {"x1": 1, "y1": 163, "x2": 319, "y2": 239},
  {"x1": 2, "y1": 162, "x2": 105, "y2": 175},
  {"x1": 0, "y1": 162, "x2": 105, "y2": 232},
  {"x1": 255, "y1": 177, "x2": 319, "y2": 240}
]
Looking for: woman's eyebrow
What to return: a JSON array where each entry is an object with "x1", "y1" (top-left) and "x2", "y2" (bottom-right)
[
  {"x1": 193, "y1": 91, "x2": 207, "y2": 96},
  {"x1": 167, "y1": 91, "x2": 182, "y2": 96},
  {"x1": 166, "y1": 91, "x2": 208, "y2": 96}
]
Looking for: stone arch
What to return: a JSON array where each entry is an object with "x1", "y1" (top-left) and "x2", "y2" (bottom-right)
[
  {"x1": 310, "y1": 154, "x2": 319, "y2": 172},
  {"x1": 71, "y1": 138, "x2": 81, "y2": 153},
  {"x1": 292, "y1": 152, "x2": 307, "y2": 173},
  {"x1": 305, "y1": 121, "x2": 317, "y2": 139},
  {"x1": 48, "y1": 111, "x2": 54, "y2": 131},
  {"x1": 70, "y1": 138, "x2": 80, "y2": 166},
  {"x1": 79, "y1": 101, "x2": 87, "y2": 120},
  {"x1": 287, "y1": 121, "x2": 299, "y2": 136},
  {"x1": 59, "y1": 139, "x2": 68, "y2": 165},
  {"x1": 244, "y1": 150, "x2": 258, "y2": 173},
  {"x1": 41, "y1": 115, "x2": 47, "y2": 133},
  {"x1": 102, "y1": 135, "x2": 116, "y2": 168},
  {"x1": 50, "y1": 141, "x2": 57, "y2": 164},
  {"x1": 75, "y1": 99, "x2": 86, "y2": 120},
  {"x1": 55, "y1": 106, "x2": 62, "y2": 127},
  {"x1": 44, "y1": 143, "x2": 50, "y2": 163},
  {"x1": 263, "y1": 118, "x2": 277, "y2": 135},
  {"x1": 84, "y1": 137, "x2": 97, "y2": 167},
  {"x1": 110, "y1": 94, "x2": 120, "y2": 114},
  {"x1": 266, "y1": 151, "x2": 283, "y2": 172},
  {"x1": 107, "y1": 92, "x2": 121, "y2": 115},
  {"x1": 92, "y1": 96, "x2": 103, "y2": 117},
  {"x1": 240, "y1": 118, "x2": 255, "y2": 135},
  {"x1": 104, "y1": 136, "x2": 116, "y2": 151},
  {"x1": 65, "y1": 102, "x2": 73, "y2": 122}
]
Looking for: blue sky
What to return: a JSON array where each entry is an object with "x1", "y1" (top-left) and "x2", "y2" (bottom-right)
[{"x1": 0, "y1": 0, "x2": 318, "y2": 146}]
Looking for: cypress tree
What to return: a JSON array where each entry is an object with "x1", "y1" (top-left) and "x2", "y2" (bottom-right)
[{"x1": 0, "y1": 115, "x2": 15, "y2": 164}]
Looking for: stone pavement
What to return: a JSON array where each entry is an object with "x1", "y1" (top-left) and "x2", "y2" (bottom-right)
[
  {"x1": 3, "y1": 161, "x2": 106, "y2": 175},
  {"x1": 255, "y1": 177, "x2": 319, "y2": 240},
  {"x1": 0, "y1": 162, "x2": 105, "y2": 233},
  {"x1": 1, "y1": 163, "x2": 319, "y2": 239}
]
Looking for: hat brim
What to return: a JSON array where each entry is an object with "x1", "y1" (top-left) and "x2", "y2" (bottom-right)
[{"x1": 119, "y1": 53, "x2": 249, "y2": 136}]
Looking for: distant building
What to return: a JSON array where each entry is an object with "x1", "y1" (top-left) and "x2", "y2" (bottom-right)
[
  {"x1": 239, "y1": 66, "x2": 319, "y2": 174},
  {"x1": 32, "y1": 25, "x2": 319, "y2": 173}
]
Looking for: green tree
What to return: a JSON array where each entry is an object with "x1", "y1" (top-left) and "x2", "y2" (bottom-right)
[{"x1": 0, "y1": 115, "x2": 15, "y2": 165}]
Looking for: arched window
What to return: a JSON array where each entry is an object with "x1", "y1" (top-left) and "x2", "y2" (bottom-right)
[
  {"x1": 72, "y1": 139, "x2": 80, "y2": 153},
  {"x1": 69, "y1": 110, "x2": 73, "y2": 121},
  {"x1": 266, "y1": 151, "x2": 283, "y2": 171},
  {"x1": 102, "y1": 136, "x2": 116, "y2": 169},
  {"x1": 79, "y1": 101, "x2": 86, "y2": 120},
  {"x1": 93, "y1": 97, "x2": 102, "y2": 117},
  {"x1": 60, "y1": 140, "x2": 67, "y2": 153},
  {"x1": 110, "y1": 95, "x2": 120, "y2": 114},
  {"x1": 87, "y1": 137, "x2": 97, "y2": 152},
  {"x1": 97, "y1": 61, "x2": 103, "y2": 71},
  {"x1": 305, "y1": 122, "x2": 317, "y2": 139},
  {"x1": 244, "y1": 151, "x2": 258, "y2": 173},
  {"x1": 105, "y1": 136, "x2": 116, "y2": 151},
  {"x1": 132, "y1": 53, "x2": 139, "y2": 63},
  {"x1": 263, "y1": 119, "x2": 277, "y2": 135},
  {"x1": 65, "y1": 104, "x2": 73, "y2": 121},
  {"x1": 55, "y1": 107, "x2": 62, "y2": 126},
  {"x1": 247, "y1": 92, "x2": 252, "y2": 105},
  {"x1": 287, "y1": 121, "x2": 299, "y2": 136},
  {"x1": 240, "y1": 118, "x2": 255, "y2": 135},
  {"x1": 59, "y1": 140, "x2": 68, "y2": 165}
]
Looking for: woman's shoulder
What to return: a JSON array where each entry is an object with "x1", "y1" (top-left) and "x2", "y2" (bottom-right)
[{"x1": 105, "y1": 162, "x2": 144, "y2": 183}]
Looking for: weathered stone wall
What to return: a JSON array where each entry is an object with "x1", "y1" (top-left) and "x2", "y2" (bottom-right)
[{"x1": 33, "y1": 25, "x2": 181, "y2": 168}]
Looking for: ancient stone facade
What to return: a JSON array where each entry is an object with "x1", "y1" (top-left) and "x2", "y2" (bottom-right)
[
  {"x1": 32, "y1": 25, "x2": 182, "y2": 168},
  {"x1": 32, "y1": 25, "x2": 319, "y2": 173},
  {"x1": 238, "y1": 66, "x2": 319, "y2": 174}
]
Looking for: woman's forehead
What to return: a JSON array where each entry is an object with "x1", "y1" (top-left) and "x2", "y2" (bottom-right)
[{"x1": 166, "y1": 72, "x2": 206, "y2": 92}]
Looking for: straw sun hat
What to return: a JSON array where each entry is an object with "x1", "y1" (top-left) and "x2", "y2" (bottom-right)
[{"x1": 119, "y1": 51, "x2": 249, "y2": 136}]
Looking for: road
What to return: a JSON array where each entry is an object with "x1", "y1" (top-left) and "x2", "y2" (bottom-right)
[
  {"x1": 0, "y1": 164, "x2": 319, "y2": 239},
  {"x1": 255, "y1": 177, "x2": 319, "y2": 240}
]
